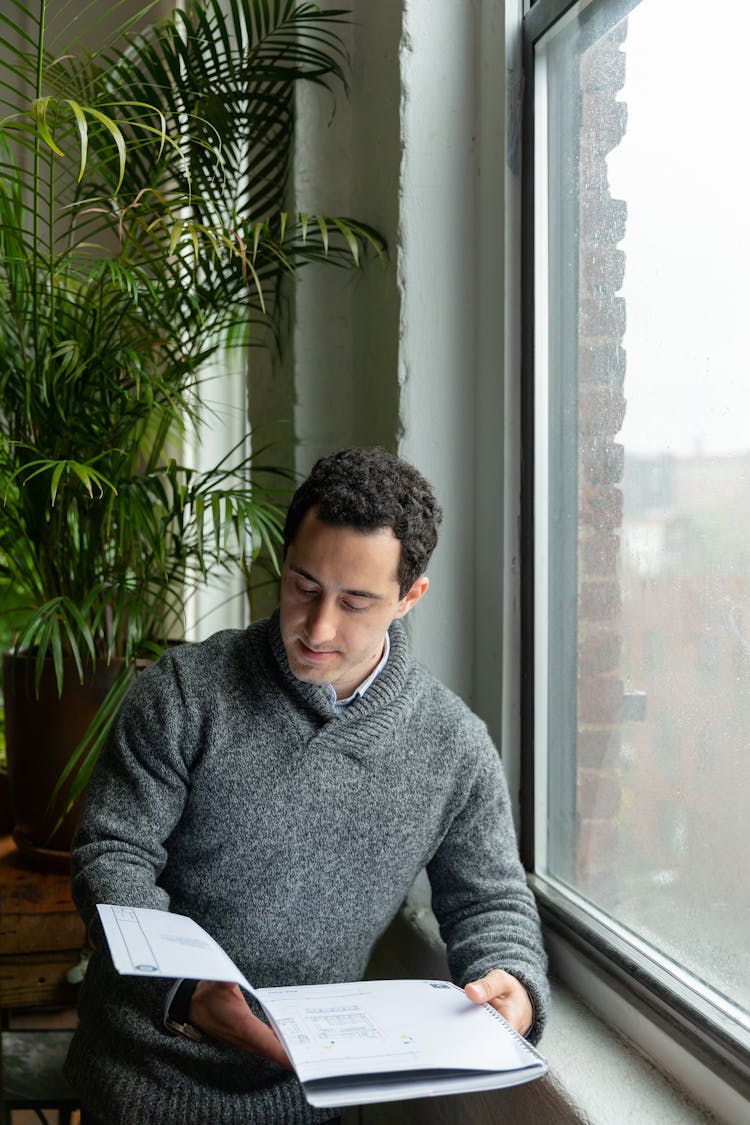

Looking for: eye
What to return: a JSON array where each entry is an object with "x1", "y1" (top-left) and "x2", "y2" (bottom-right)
[
  {"x1": 295, "y1": 581, "x2": 318, "y2": 598},
  {"x1": 342, "y1": 599, "x2": 368, "y2": 613}
]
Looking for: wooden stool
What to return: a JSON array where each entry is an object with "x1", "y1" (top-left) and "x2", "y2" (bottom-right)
[
  {"x1": 0, "y1": 837, "x2": 84, "y2": 1124},
  {"x1": 1, "y1": 1027, "x2": 78, "y2": 1124}
]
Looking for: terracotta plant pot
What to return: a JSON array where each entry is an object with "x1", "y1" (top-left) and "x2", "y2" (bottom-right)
[{"x1": 2, "y1": 651, "x2": 125, "y2": 870}]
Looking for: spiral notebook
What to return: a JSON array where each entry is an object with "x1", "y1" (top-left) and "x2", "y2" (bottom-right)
[{"x1": 96, "y1": 903, "x2": 548, "y2": 1107}]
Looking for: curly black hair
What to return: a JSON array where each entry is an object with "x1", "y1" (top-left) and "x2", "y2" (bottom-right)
[{"x1": 283, "y1": 448, "x2": 443, "y2": 596}]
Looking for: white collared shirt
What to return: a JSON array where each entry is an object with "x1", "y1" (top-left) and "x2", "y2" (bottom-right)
[{"x1": 323, "y1": 631, "x2": 391, "y2": 715}]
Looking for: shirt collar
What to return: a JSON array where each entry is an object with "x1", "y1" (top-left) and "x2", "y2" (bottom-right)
[{"x1": 324, "y1": 631, "x2": 391, "y2": 713}]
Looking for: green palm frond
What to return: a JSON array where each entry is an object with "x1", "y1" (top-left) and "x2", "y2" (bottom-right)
[{"x1": 0, "y1": 0, "x2": 385, "y2": 802}]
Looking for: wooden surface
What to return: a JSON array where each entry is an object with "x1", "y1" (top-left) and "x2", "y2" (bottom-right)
[{"x1": 0, "y1": 836, "x2": 85, "y2": 1008}]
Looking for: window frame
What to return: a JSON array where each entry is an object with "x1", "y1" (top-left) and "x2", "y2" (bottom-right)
[{"x1": 519, "y1": 0, "x2": 750, "y2": 1102}]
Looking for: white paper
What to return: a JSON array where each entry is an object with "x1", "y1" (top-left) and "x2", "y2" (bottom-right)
[
  {"x1": 96, "y1": 904, "x2": 254, "y2": 992},
  {"x1": 256, "y1": 978, "x2": 546, "y2": 1106},
  {"x1": 96, "y1": 904, "x2": 547, "y2": 1108},
  {"x1": 257, "y1": 978, "x2": 533, "y2": 1078}
]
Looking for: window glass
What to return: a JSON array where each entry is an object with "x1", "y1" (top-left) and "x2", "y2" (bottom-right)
[{"x1": 534, "y1": 0, "x2": 750, "y2": 1026}]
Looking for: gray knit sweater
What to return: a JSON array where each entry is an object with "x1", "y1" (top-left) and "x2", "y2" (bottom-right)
[{"x1": 66, "y1": 612, "x2": 548, "y2": 1123}]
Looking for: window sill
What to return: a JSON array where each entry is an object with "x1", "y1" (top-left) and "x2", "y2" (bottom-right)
[
  {"x1": 364, "y1": 893, "x2": 735, "y2": 1124},
  {"x1": 544, "y1": 970, "x2": 717, "y2": 1124},
  {"x1": 546, "y1": 929, "x2": 745, "y2": 1125}
]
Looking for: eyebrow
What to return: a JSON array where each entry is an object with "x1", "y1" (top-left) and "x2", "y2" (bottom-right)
[{"x1": 289, "y1": 565, "x2": 387, "y2": 601}]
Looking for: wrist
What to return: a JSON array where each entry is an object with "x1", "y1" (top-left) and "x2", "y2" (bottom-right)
[{"x1": 164, "y1": 978, "x2": 203, "y2": 1041}]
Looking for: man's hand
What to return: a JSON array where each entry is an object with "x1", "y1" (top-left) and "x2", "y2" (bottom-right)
[
  {"x1": 464, "y1": 969, "x2": 533, "y2": 1037},
  {"x1": 190, "y1": 980, "x2": 292, "y2": 1069}
]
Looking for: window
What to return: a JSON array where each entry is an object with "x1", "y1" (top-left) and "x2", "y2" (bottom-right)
[{"x1": 523, "y1": 0, "x2": 750, "y2": 1099}]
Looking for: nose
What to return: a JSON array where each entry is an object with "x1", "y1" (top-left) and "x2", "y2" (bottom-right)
[{"x1": 304, "y1": 598, "x2": 338, "y2": 646}]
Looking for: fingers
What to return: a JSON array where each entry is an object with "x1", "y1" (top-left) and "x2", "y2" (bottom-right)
[
  {"x1": 464, "y1": 969, "x2": 534, "y2": 1037},
  {"x1": 190, "y1": 980, "x2": 292, "y2": 1068},
  {"x1": 464, "y1": 973, "x2": 502, "y2": 1004},
  {"x1": 241, "y1": 1013, "x2": 292, "y2": 1069}
]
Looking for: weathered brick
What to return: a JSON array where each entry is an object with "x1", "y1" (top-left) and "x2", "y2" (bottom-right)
[
  {"x1": 578, "y1": 673, "x2": 623, "y2": 723},
  {"x1": 578, "y1": 770, "x2": 622, "y2": 819},
  {"x1": 579, "y1": 387, "x2": 626, "y2": 435},
  {"x1": 577, "y1": 727, "x2": 622, "y2": 769},
  {"x1": 581, "y1": 43, "x2": 627, "y2": 93},
  {"x1": 580, "y1": 294, "x2": 626, "y2": 338},
  {"x1": 581, "y1": 96, "x2": 628, "y2": 155},
  {"x1": 581, "y1": 439, "x2": 625, "y2": 486},
  {"x1": 603, "y1": 19, "x2": 628, "y2": 48},
  {"x1": 580, "y1": 532, "x2": 620, "y2": 574},
  {"x1": 581, "y1": 246, "x2": 626, "y2": 293},
  {"x1": 579, "y1": 579, "x2": 621, "y2": 620},
  {"x1": 573, "y1": 9, "x2": 628, "y2": 897},
  {"x1": 580, "y1": 148, "x2": 610, "y2": 193},
  {"x1": 577, "y1": 817, "x2": 619, "y2": 875},
  {"x1": 579, "y1": 632, "x2": 622, "y2": 675},
  {"x1": 580, "y1": 194, "x2": 628, "y2": 245},
  {"x1": 585, "y1": 486, "x2": 622, "y2": 530},
  {"x1": 579, "y1": 342, "x2": 626, "y2": 387}
]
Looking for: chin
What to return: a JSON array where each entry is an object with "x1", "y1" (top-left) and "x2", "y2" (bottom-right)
[{"x1": 289, "y1": 658, "x2": 328, "y2": 685}]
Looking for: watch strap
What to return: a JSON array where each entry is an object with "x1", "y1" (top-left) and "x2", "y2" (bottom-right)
[{"x1": 164, "y1": 978, "x2": 203, "y2": 1041}]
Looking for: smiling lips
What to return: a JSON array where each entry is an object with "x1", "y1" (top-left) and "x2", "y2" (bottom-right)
[{"x1": 297, "y1": 640, "x2": 340, "y2": 663}]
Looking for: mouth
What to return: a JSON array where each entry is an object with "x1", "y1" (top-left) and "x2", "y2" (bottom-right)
[{"x1": 297, "y1": 640, "x2": 339, "y2": 663}]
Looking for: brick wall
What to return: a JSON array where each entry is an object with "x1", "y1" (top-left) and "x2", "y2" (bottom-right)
[{"x1": 575, "y1": 22, "x2": 628, "y2": 890}]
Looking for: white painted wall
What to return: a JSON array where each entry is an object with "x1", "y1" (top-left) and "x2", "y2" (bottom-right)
[
  {"x1": 184, "y1": 347, "x2": 251, "y2": 639},
  {"x1": 396, "y1": 0, "x2": 480, "y2": 705},
  {"x1": 290, "y1": 1, "x2": 512, "y2": 772}
]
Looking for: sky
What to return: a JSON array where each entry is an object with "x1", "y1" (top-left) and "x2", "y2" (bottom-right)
[{"x1": 606, "y1": 0, "x2": 750, "y2": 458}]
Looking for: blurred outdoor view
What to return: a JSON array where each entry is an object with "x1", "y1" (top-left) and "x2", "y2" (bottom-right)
[
  {"x1": 598, "y1": 0, "x2": 749, "y2": 1013},
  {"x1": 541, "y1": 0, "x2": 750, "y2": 1022}
]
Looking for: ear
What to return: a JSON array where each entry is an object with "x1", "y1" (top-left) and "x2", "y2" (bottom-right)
[{"x1": 393, "y1": 575, "x2": 429, "y2": 619}]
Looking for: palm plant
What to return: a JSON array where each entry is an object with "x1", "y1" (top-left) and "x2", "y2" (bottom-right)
[{"x1": 0, "y1": 0, "x2": 382, "y2": 821}]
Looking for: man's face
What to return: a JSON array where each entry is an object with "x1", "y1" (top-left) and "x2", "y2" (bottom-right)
[{"x1": 279, "y1": 508, "x2": 428, "y2": 699}]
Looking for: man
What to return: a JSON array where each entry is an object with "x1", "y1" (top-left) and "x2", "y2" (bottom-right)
[{"x1": 66, "y1": 447, "x2": 549, "y2": 1124}]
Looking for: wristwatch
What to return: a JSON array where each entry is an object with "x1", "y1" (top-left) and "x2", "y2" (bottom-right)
[{"x1": 164, "y1": 978, "x2": 203, "y2": 1041}]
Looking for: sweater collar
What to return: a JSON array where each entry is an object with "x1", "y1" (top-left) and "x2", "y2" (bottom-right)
[
  {"x1": 325, "y1": 630, "x2": 391, "y2": 711},
  {"x1": 267, "y1": 609, "x2": 412, "y2": 729}
]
